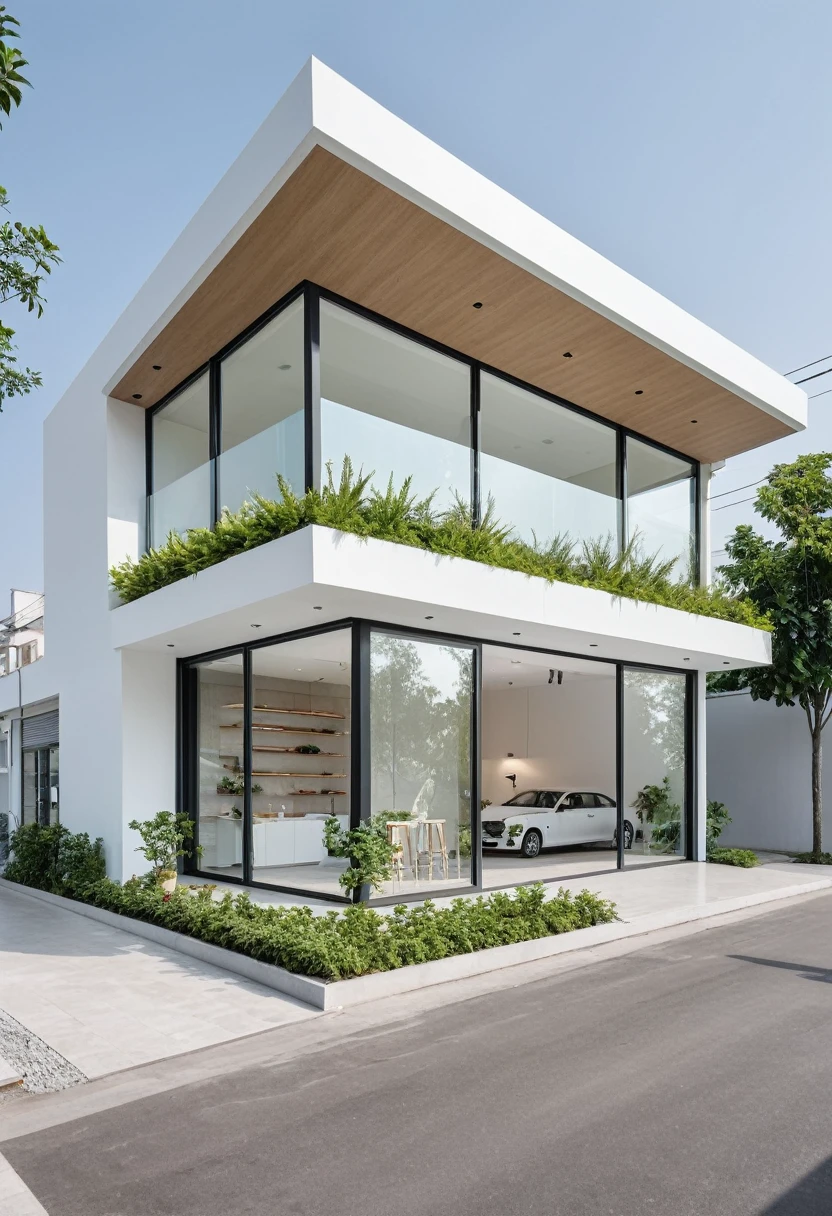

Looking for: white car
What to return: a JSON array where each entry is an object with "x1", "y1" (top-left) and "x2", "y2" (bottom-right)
[{"x1": 481, "y1": 789, "x2": 633, "y2": 858}]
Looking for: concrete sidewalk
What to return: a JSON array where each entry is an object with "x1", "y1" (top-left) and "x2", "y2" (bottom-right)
[
  {"x1": 0, "y1": 883, "x2": 319, "y2": 1083},
  {"x1": 2, "y1": 856, "x2": 831, "y2": 1089}
]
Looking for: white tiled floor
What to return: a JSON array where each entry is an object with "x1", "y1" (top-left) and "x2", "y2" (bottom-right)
[{"x1": 0, "y1": 885, "x2": 319, "y2": 1081}]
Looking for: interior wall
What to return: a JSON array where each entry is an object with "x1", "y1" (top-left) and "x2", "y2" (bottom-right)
[{"x1": 481, "y1": 675, "x2": 616, "y2": 806}]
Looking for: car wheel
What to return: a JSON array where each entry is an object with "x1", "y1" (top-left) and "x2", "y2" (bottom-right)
[
  {"x1": 520, "y1": 829, "x2": 542, "y2": 859},
  {"x1": 613, "y1": 821, "x2": 635, "y2": 850}
]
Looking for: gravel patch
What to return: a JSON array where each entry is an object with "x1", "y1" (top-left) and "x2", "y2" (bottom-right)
[{"x1": 0, "y1": 1008, "x2": 87, "y2": 1093}]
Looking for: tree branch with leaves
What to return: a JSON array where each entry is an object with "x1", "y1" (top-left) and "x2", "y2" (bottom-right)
[
  {"x1": 711, "y1": 453, "x2": 832, "y2": 857},
  {"x1": 0, "y1": 5, "x2": 60, "y2": 408}
]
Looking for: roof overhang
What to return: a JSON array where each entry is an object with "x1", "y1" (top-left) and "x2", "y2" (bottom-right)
[{"x1": 103, "y1": 59, "x2": 805, "y2": 464}]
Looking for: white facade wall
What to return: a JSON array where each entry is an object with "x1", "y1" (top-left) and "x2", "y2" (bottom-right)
[{"x1": 707, "y1": 692, "x2": 830, "y2": 852}]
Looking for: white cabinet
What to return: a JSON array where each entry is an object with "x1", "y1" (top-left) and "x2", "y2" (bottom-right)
[{"x1": 214, "y1": 814, "x2": 349, "y2": 871}]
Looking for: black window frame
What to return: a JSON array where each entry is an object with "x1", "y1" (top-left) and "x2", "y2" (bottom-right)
[
  {"x1": 146, "y1": 280, "x2": 702, "y2": 584},
  {"x1": 179, "y1": 617, "x2": 695, "y2": 905}
]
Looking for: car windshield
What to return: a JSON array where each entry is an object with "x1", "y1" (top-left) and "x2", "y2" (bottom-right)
[{"x1": 504, "y1": 790, "x2": 565, "y2": 808}]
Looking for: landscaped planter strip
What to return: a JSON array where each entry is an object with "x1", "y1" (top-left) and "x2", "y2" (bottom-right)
[{"x1": 7, "y1": 876, "x2": 832, "y2": 1013}]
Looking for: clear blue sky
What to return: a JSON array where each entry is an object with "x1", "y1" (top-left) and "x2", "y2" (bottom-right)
[{"x1": 3, "y1": 0, "x2": 831, "y2": 592}]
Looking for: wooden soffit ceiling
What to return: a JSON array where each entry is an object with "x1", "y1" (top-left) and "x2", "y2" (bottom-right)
[{"x1": 113, "y1": 146, "x2": 790, "y2": 462}]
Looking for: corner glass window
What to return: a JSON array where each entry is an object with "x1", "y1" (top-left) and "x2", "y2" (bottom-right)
[
  {"x1": 320, "y1": 302, "x2": 471, "y2": 510},
  {"x1": 150, "y1": 373, "x2": 211, "y2": 545},
  {"x1": 219, "y1": 298, "x2": 304, "y2": 514},
  {"x1": 479, "y1": 372, "x2": 619, "y2": 549},
  {"x1": 622, "y1": 668, "x2": 687, "y2": 864},
  {"x1": 249, "y1": 629, "x2": 351, "y2": 898},
  {"x1": 626, "y1": 438, "x2": 696, "y2": 583},
  {"x1": 369, "y1": 631, "x2": 475, "y2": 896},
  {"x1": 194, "y1": 653, "x2": 245, "y2": 881}
]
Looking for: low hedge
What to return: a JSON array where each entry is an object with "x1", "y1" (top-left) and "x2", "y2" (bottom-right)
[
  {"x1": 707, "y1": 846, "x2": 759, "y2": 868},
  {"x1": 81, "y1": 879, "x2": 617, "y2": 981},
  {"x1": 4, "y1": 822, "x2": 617, "y2": 981}
]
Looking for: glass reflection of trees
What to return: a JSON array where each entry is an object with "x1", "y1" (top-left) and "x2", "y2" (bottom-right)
[{"x1": 370, "y1": 635, "x2": 473, "y2": 874}]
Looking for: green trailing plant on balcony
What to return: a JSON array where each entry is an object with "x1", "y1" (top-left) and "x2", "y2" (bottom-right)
[{"x1": 110, "y1": 458, "x2": 768, "y2": 629}]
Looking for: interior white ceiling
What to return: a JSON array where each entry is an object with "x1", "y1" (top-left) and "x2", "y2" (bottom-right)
[{"x1": 481, "y1": 644, "x2": 613, "y2": 690}]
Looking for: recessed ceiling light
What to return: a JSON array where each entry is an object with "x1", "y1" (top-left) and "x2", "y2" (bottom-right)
[
  {"x1": 166, "y1": 643, "x2": 175, "y2": 648},
  {"x1": 132, "y1": 393, "x2": 142, "y2": 400},
  {"x1": 511, "y1": 660, "x2": 521, "y2": 665},
  {"x1": 634, "y1": 390, "x2": 644, "y2": 396},
  {"x1": 296, "y1": 667, "x2": 303, "y2": 672},
  {"x1": 691, "y1": 419, "x2": 698, "y2": 424},
  {"x1": 513, "y1": 632, "x2": 521, "y2": 636},
  {"x1": 250, "y1": 624, "x2": 262, "y2": 629},
  {"x1": 723, "y1": 661, "x2": 730, "y2": 665},
  {"x1": 683, "y1": 657, "x2": 690, "y2": 661},
  {"x1": 425, "y1": 615, "x2": 434, "y2": 620},
  {"x1": 313, "y1": 606, "x2": 323, "y2": 611},
  {"x1": 472, "y1": 301, "x2": 483, "y2": 309},
  {"x1": 562, "y1": 351, "x2": 573, "y2": 359},
  {"x1": 589, "y1": 643, "x2": 598, "y2": 648},
  {"x1": 542, "y1": 439, "x2": 553, "y2": 445},
  {"x1": 152, "y1": 364, "x2": 162, "y2": 371},
  {"x1": 278, "y1": 363, "x2": 292, "y2": 371}
]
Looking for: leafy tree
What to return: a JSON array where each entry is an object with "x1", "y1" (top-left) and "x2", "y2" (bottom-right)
[
  {"x1": 712, "y1": 453, "x2": 832, "y2": 857},
  {"x1": 0, "y1": 5, "x2": 60, "y2": 408}
]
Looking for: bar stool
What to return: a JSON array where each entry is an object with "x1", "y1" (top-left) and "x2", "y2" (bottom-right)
[
  {"x1": 422, "y1": 819, "x2": 448, "y2": 880},
  {"x1": 386, "y1": 821, "x2": 419, "y2": 883}
]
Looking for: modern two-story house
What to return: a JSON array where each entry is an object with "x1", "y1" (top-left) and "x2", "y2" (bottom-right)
[{"x1": 0, "y1": 60, "x2": 806, "y2": 903}]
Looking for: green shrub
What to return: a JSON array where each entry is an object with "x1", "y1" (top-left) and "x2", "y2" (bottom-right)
[
  {"x1": 127, "y1": 811, "x2": 201, "y2": 883},
  {"x1": 323, "y1": 811, "x2": 413, "y2": 893},
  {"x1": 707, "y1": 846, "x2": 759, "y2": 868},
  {"x1": 632, "y1": 777, "x2": 681, "y2": 853},
  {"x1": 4, "y1": 822, "x2": 106, "y2": 895},
  {"x1": 706, "y1": 799, "x2": 732, "y2": 851},
  {"x1": 794, "y1": 852, "x2": 832, "y2": 865},
  {"x1": 34, "y1": 877, "x2": 615, "y2": 981},
  {"x1": 110, "y1": 459, "x2": 767, "y2": 629}
]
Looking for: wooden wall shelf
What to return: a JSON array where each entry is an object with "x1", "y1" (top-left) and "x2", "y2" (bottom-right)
[
  {"x1": 222, "y1": 704, "x2": 345, "y2": 720},
  {"x1": 221, "y1": 723, "x2": 346, "y2": 736}
]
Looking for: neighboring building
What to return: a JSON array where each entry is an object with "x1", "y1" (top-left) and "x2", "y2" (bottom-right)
[
  {"x1": 708, "y1": 691, "x2": 829, "y2": 853},
  {"x1": 0, "y1": 60, "x2": 806, "y2": 902},
  {"x1": 0, "y1": 590, "x2": 55, "y2": 858}
]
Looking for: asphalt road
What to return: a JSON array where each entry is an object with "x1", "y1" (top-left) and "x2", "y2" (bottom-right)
[{"x1": 7, "y1": 894, "x2": 832, "y2": 1216}]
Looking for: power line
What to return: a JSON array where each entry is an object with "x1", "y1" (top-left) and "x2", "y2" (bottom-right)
[
  {"x1": 711, "y1": 478, "x2": 763, "y2": 500},
  {"x1": 784, "y1": 353, "x2": 832, "y2": 377},
  {"x1": 795, "y1": 366, "x2": 832, "y2": 386},
  {"x1": 712, "y1": 494, "x2": 758, "y2": 512}
]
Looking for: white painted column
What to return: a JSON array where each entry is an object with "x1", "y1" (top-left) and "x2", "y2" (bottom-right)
[
  {"x1": 120, "y1": 649, "x2": 178, "y2": 880},
  {"x1": 699, "y1": 462, "x2": 713, "y2": 587},
  {"x1": 694, "y1": 672, "x2": 707, "y2": 861}
]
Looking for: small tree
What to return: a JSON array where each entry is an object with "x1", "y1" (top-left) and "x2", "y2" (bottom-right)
[
  {"x1": 0, "y1": 6, "x2": 61, "y2": 408},
  {"x1": 712, "y1": 454, "x2": 832, "y2": 857},
  {"x1": 128, "y1": 812, "x2": 200, "y2": 884}
]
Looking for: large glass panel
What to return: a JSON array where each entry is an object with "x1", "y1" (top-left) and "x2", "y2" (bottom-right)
[
  {"x1": 195, "y1": 653, "x2": 245, "y2": 880},
  {"x1": 626, "y1": 438, "x2": 696, "y2": 583},
  {"x1": 151, "y1": 373, "x2": 211, "y2": 545},
  {"x1": 369, "y1": 632, "x2": 475, "y2": 896},
  {"x1": 320, "y1": 302, "x2": 471, "y2": 511},
  {"x1": 219, "y1": 299, "x2": 304, "y2": 514},
  {"x1": 480, "y1": 372, "x2": 619, "y2": 549},
  {"x1": 622, "y1": 669, "x2": 687, "y2": 865},
  {"x1": 250, "y1": 629, "x2": 351, "y2": 897}
]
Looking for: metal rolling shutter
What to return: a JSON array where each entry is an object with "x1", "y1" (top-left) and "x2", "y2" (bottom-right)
[{"x1": 21, "y1": 710, "x2": 59, "y2": 748}]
